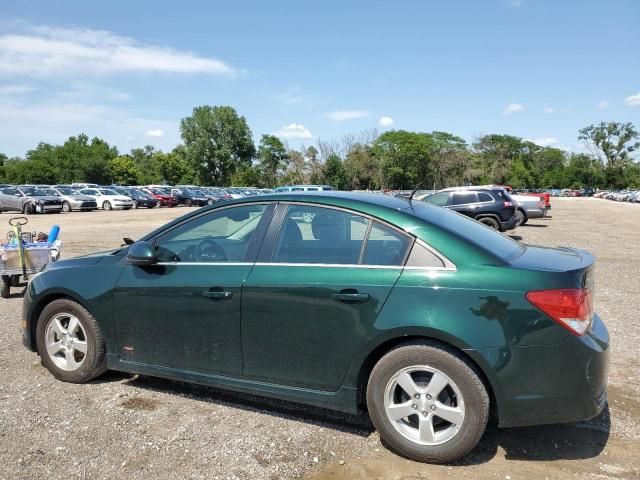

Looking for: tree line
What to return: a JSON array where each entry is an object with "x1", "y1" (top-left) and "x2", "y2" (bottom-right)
[{"x1": 1, "y1": 105, "x2": 639, "y2": 190}]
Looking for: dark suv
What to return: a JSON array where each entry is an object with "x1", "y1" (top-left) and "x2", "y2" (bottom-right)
[{"x1": 422, "y1": 187, "x2": 518, "y2": 231}]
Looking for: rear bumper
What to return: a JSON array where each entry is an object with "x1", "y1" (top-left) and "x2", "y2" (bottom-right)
[
  {"x1": 472, "y1": 314, "x2": 609, "y2": 428},
  {"x1": 500, "y1": 215, "x2": 519, "y2": 231},
  {"x1": 524, "y1": 207, "x2": 545, "y2": 219}
]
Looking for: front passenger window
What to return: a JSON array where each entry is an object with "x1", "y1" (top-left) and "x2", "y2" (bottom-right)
[{"x1": 155, "y1": 205, "x2": 267, "y2": 263}]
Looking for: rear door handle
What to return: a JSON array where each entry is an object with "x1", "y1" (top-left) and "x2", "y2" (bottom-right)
[
  {"x1": 203, "y1": 288, "x2": 233, "y2": 301},
  {"x1": 332, "y1": 291, "x2": 370, "y2": 304}
]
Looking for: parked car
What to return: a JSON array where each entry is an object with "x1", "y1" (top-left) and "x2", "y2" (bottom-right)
[
  {"x1": 47, "y1": 187, "x2": 98, "y2": 212},
  {"x1": 21, "y1": 192, "x2": 608, "y2": 464},
  {"x1": 0, "y1": 186, "x2": 63, "y2": 214},
  {"x1": 142, "y1": 188, "x2": 179, "y2": 207},
  {"x1": 170, "y1": 188, "x2": 209, "y2": 207},
  {"x1": 275, "y1": 185, "x2": 334, "y2": 193},
  {"x1": 114, "y1": 188, "x2": 158, "y2": 209},
  {"x1": 510, "y1": 194, "x2": 547, "y2": 226},
  {"x1": 77, "y1": 188, "x2": 133, "y2": 210},
  {"x1": 421, "y1": 187, "x2": 518, "y2": 231}
]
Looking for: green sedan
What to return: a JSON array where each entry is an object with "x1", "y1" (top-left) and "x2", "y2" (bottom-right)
[{"x1": 20, "y1": 192, "x2": 609, "y2": 463}]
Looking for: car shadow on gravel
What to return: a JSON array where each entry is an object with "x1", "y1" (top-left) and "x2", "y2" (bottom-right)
[
  {"x1": 120, "y1": 374, "x2": 375, "y2": 437},
  {"x1": 107, "y1": 373, "x2": 610, "y2": 465},
  {"x1": 451, "y1": 405, "x2": 611, "y2": 465}
]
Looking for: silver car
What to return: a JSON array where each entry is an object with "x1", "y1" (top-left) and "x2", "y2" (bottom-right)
[
  {"x1": 47, "y1": 187, "x2": 98, "y2": 212},
  {"x1": 511, "y1": 194, "x2": 547, "y2": 226}
]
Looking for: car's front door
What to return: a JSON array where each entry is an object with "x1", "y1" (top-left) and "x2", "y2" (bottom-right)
[
  {"x1": 447, "y1": 191, "x2": 480, "y2": 218},
  {"x1": 241, "y1": 203, "x2": 412, "y2": 391},
  {"x1": 113, "y1": 203, "x2": 273, "y2": 376}
]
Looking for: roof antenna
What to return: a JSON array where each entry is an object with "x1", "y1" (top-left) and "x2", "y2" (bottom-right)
[{"x1": 408, "y1": 180, "x2": 424, "y2": 205}]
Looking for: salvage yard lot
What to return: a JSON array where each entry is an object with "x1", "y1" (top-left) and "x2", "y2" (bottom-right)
[{"x1": 0, "y1": 198, "x2": 638, "y2": 480}]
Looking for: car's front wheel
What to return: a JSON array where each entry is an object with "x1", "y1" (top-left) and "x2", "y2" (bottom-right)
[
  {"x1": 35, "y1": 299, "x2": 107, "y2": 383},
  {"x1": 366, "y1": 342, "x2": 489, "y2": 463},
  {"x1": 103, "y1": 201, "x2": 112, "y2": 211}
]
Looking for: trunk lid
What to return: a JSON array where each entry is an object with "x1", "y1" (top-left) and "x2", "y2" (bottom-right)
[{"x1": 510, "y1": 245, "x2": 595, "y2": 289}]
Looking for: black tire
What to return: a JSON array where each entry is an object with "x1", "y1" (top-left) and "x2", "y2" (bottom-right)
[
  {"x1": 35, "y1": 299, "x2": 107, "y2": 383},
  {"x1": 185, "y1": 199, "x2": 193, "y2": 207},
  {"x1": 10, "y1": 275, "x2": 20, "y2": 287},
  {"x1": 23, "y1": 203, "x2": 35, "y2": 215},
  {"x1": 366, "y1": 342, "x2": 489, "y2": 464},
  {"x1": 62, "y1": 201, "x2": 72, "y2": 213},
  {"x1": 515, "y1": 209, "x2": 526, "y2": 227},
  {"x1": 1, "y1": 276, "x2": 10, "y2": 299},
  {"x1": 133, "y1": 200, "x2": 138, "y2": 209},
  {"x1": 103, "y1": 201, "x2": 112, "y2": 211},
  {"x1": 477, "y1": 217, "x2": 499, "y2": 230}
]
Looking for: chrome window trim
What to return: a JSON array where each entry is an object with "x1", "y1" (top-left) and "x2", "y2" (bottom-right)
[
  {"x1": 254, "y1": 262, "x2": 403, "y2": 270},
  {"x1": 155, "y1": 262, "x2": 254, "y2": 266}
]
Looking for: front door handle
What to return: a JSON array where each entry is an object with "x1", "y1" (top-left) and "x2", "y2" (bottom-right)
[
  {"x1": 332, "y1": 290, "x2": 370, "y2": 304},
  {"x1": 203, "y1": 288, "x2": 233, "y2": 301}
]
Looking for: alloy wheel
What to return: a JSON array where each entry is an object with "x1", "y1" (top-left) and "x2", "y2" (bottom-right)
[
  {"x1": 383, "y1": 365, "x2": 465, "y2": 446},
  {"x1": 44, "y1": 313, "x2": 88, "y2": 371}
]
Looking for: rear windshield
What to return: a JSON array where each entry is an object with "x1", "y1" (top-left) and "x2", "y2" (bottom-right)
[{"x1": 409, "y1": 202, "x2": 524, "y2": 261}]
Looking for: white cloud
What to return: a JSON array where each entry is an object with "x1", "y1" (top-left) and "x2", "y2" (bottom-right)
[
  {"x1": 543, "y1": 106, "x2": 555, "y2": 114},
  {"x1": 326, "y1": 110, "x2": 370, "y2": 121},
  {"x1": 0, "y1": 98, "x2": 178, "y2": 156},
  {"x1": 0, "y1": 24, "x2": 235, "y2": 76},
  {"x1": 378, "y1": 116, "x2": 394, "y2": 127},
  {"x1": 503, "y1": 103, "x2": 524, "y2": 115},
  {"x1": 624, "y1": 92, "x2": 640, "y2": 107},
  {"x1": 507, "y1": 0, "x2": 523, "y2": 6},
  {"x1": 273, "y1": 123, "x2": 313, "y2": 139},
  {"x1": 0, "y1": 84, "x2": 35, "y2": 96},
  {"x1": 526, "y1": 137, "x2": 558, "y2": 147},
  {"x1": 145, "y1": 129, "x2": 164, "y2": 137},
  {"x1": 596, "y1": 100, "x2": 610, "y2": 109}
]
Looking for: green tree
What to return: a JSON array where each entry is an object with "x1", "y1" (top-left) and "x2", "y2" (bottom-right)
[
  {"x1": 373, "y1": 130, "x2": 433, "y2": 189},
  {"x1": 151, "y1": 147, "x2": 195, "y2": 185},
  {"x1": 231, "y1": 164, "x2": 262, "y2": 186},
  {"x1": 578, "y1": 122, "x2": 639, "y2": 168},
  {"x1": 322, "y1": 153, "x2": 348, "y2": 189},
  {"x1": 110, "y1": 156, "x2": 141, "y2": 185},
  {"x1": 257, "y1": 134, "x2": 288, "y2": 187},
  {"x1": 180, "y1": 105, "x2": 255, "y2": 185},
  {"x1": 343, "y1": 144, "x2": 380, "y2": 190}
]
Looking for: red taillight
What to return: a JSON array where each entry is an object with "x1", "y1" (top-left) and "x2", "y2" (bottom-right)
[
  {"x1": 526, "y1": 288, "x2": 593, "y2": 335},
  {"x1": 504, "y1": 201, "x2": 512, "y2": 207}
]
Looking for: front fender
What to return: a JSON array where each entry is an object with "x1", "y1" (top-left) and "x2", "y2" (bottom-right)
[{"x1": 23, "y1": 260, "x2": 124, "y2": 354}]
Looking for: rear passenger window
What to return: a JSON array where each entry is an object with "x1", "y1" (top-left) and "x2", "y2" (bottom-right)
[
  {"x1": 272, "y1": 206, "x2": 368, "y2": 264},
  {"x1": 478, "y1": 192, "x2": 493, "y2": 202},
  {"x1": 362, "y1": 222, "x2": 411, "y2": 266},
  {"x1": 451, "y1": 192, "x2": 478, "y2": 205},
  {"x1": 405, "y1": 242, "x2": 446, "y2": 268}
]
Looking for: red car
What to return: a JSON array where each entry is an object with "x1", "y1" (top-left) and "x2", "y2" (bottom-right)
[{"x1": 143, "y1": 188, "x2": 178, "y2": 207}]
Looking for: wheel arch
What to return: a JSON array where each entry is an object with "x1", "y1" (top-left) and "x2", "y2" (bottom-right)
[
  {"x1": 27, "y1": 291, "x2": 96, "y2": 352},
  {"x1": 355, "y1": 335, "x2": 501, "y2": 422}
]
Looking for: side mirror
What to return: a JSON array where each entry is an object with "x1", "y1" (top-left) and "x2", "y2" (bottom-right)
[{"x1": 127, "y1": 241, "x2": 158, "y2": 266}]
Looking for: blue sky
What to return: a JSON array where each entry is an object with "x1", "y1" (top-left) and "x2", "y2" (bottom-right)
[{"x1": 0, "y1": 0, "x2": 638, "y2": 157}]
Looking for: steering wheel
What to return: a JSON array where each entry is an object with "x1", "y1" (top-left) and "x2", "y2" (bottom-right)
[{"x1": 194, "y1": 238, "x2": 229, "y2": 263}]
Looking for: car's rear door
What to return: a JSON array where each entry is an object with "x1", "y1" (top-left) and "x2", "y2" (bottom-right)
[
  {"x1": 241, "y1": 203, "x2": 412, "y2": 391},
  {"x1": 447, "y1": 191, "x2": 480, "y2": 217},
  {"x1": 113, "y1": 203, "x2": 274, "y2": 376}
]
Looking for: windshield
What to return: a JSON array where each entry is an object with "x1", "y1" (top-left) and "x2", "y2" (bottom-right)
[
  {"x1": 99, "y1": 189, "x2": 118, "y2": 195},
  {"x1": 28, "y1": 189, "x2": 53, "y2": 196},
  {"x1": 409, "y1": 202, "x2": 525, "y2": 262},
  {"x1": 58, "y1": 188, "x2": 76, "y2": 195}
]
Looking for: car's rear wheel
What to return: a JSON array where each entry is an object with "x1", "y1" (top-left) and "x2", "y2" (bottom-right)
[
  {"x1": 103, "y1": 201, "x2": 112, "y2": 211},
  {"x1": 477, "y1": 217, "x2": 499, "y2": 230},
  {"x1": 366, "y1": 342, "x2": 489, "y2": 463},
  {"x1": 515, "y1": 209, "x2": 526, "y2": 226},
  {"x1": 62, "y1": 201, "x2": 72, "y2": 213},
  {"x1": 185, "y1": 199, "x2": 193, "y2": 207},
  {"x1": 36, "y1": 299, "x2": 107, "y2": 383}
]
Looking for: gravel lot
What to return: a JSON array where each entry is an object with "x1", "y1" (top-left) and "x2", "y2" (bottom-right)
[{"x1": 0, "y1": 198, "x2": 638, "y2": 480}]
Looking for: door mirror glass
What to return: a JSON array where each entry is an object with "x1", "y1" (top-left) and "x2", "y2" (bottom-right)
[{"x1": 127, "y1": 241, "x2": 158, "y2": 266}]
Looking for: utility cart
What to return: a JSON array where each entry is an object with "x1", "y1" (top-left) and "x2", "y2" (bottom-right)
[{"x1": 0, "y1": 217, "x2": 61, "y2": 298}]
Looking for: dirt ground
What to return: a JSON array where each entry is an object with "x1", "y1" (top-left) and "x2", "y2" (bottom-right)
[{"x1": 0, "y1": 198, "x2": 638, "y2": 480}]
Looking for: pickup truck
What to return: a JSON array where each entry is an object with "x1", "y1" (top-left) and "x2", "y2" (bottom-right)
[{"x1": 0, "y1": 187, "x2": 63, "y2": 214}]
